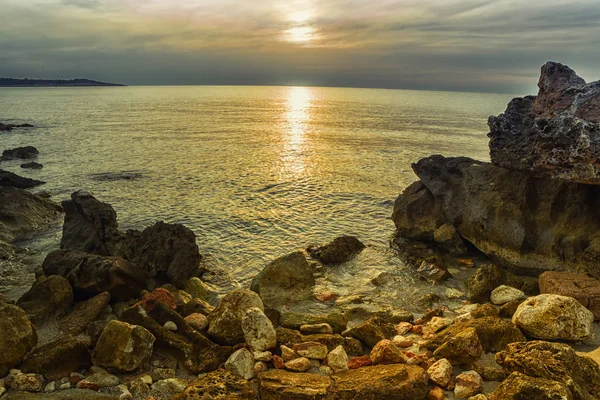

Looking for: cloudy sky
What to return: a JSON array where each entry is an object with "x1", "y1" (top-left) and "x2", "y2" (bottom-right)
[{"x1": 1, "y1": 0, "x2": 599, "y2": 93}]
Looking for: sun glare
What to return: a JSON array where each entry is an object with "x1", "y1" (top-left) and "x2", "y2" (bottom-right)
[{"x1": 285, "y1": 26, "x2": 315, "y2": 43}]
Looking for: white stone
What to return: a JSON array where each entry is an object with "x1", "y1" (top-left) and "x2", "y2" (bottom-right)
[
  {"x1": 512, "y1": 294, "x2": 595, "y2": 341},
  {"x1": 225, "y1": 348, "x2": 255, "y2": 380},
  {"x1": 455, "y1": 370, "x2": 483, "y2": 399},
  {"x1": 326, "y1": 345, "x2": 349, "y2": 373},
  {"x1": 427, "y1": 358, "x2": 453, "y2": 387},
  {"x1": 490, "y1": 285, "x2": 525, "y2": 305},
  {"x1": 241, "y1": 307, "x2": 276, "y2": 352}
]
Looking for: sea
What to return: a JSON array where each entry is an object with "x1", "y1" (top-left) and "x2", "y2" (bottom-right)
[{"x1": 0, "y1": 85, "x2": 513, "y2": 310}]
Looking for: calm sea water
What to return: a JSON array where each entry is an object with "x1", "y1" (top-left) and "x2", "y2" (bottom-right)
[{"x1": 0, "y1": 86, "x2": 512, "y2": 306}]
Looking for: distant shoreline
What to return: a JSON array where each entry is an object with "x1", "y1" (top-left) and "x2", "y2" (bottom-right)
[{"x1": 0, "y1": 78, "x2": 126, "y2": 87}]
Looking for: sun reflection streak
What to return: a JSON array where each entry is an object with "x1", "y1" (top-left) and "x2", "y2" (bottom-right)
[{"x1": 281, "y1": 86, "x2": 312, "y2": 176}]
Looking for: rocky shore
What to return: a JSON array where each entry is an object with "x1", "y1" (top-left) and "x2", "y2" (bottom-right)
[{"x1": 1, "y1": 61, "x2": 600, "y2": 400}]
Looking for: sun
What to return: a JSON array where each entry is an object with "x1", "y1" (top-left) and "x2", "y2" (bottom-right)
[{"x1": 284, "y1": 26, "x2": 315, "y2": 43}]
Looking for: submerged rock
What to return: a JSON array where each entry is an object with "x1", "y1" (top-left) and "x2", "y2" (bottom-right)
[
  {"x1": 488, "y1": 61, "x2": 600, "y2": 183},
  {"x1": 0, "y1": 303, "x2": 38, "y2": 377},
  {"x1": 512, "y1": 294, "x2": 595, "y2": 341},
  {"x1": 92, "y1": 320, "x2": 155, "y2": 371},
  {"x1": 1, "y1": 146, "x2": 39, "y2": 161},
  {"x1": 307, "y1": 235, "x2": 366, "y2": 264}
]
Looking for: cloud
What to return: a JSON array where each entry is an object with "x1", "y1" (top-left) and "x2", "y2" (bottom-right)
[{"x1": 0, "y1": 0, "x2": 598, "y2": 92}]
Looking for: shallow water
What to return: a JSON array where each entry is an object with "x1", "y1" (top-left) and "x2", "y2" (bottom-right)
[{"x1": 0, "y1": 86, "x2": 512, "y2": 309}]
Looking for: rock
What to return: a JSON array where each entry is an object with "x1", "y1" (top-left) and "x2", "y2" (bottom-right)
[
  {"x1": 488, "y1": 62, "x2": 600, "y2": 183},
  {"x1": 20, "y1": 162, "x2": 43, "y2": 170},
  {"x1": 241, "y1": 307, "x2": 276, "y2": 352},
  {"x1": 300, "y1": 323, "x2": 333, "y2": 334},
  {"x1": 0, "y1": 303, "x2": 37, "y2": 377},
  {"x1": 427, "y1": 317, "x2": 525, "y2": 353},
  {"x1": 279, "y1": 311, "x2": 348, "y2": 334},
  {"x1": 293, "y1": 342, "x2": 329, "y2": 360},
  {"x1": 307, "y1": 236, "x2": 366, "y2": 264},
  {"x1": 285, "y1": 357, "x2": 311, "y2": 372},
  {"x1": 454, "y1": 371, "x2": 483, "y2": 399},
  {"x1": 5, "y1": 370, "x2": 43, "y2": 392},
  {"x1": 539, "y1": 271, "x2": 600, "y2": 319},
  {"x1": 184, "y1": 313, "x2": 208, "y2": 331},
  {"x1": 427, "y1": 358, "x2": 453, "y2": 387},
  {"x1": 276, "y1": 327, "x2": 363, "y2": 357},
  {"x1": 59, "y1": 291, "x2": 111, "y2": 336},
  {"x1": 0, "y1": 187, "x2": 60, "y2": 243},
  {"x1": 20, "y1": 336, "x2": 91, "y2": 380},
  {"x1": 92, "y1": 320, "x2": 155, "y2": 371},
  {"x1": 343, "y1": 317, "x2": 395, "y2": 348},
  {"x1": 326, "y1": 345, "x2": 348, "y2": 373},
  {"x1": 16, "y1": 275, "x2": 73, "y2": 324},
  {"x1": 207, "y1": 289, "x2": 264, "y2": 345},
  {"x1": 512, "y1": 294, "x2": 595, "y2": 341},
  {"x1": 489, "y1": 371, "x2": 572, "y2": 400},
  {"x1": 250, "y1": 252, "x2": 315, "y2": 310},
  {"x1": 496, "y1": 341, "x2": 600, "y2": 400},
  {"x1": 334, "y1": 364, "x2": 429, "y2": 399},
  {"x1": 185, "y1": 277, "x2": 218, "y2": 304},
  {"x1": 1, "y1": 146, "x2": 39, "y2": 161},
  {"x1": 490, "y1": 285, "x2": 525, "y2": 305},
  {"x1": 433, "y1": 327, "x2": 483, "y2": 365},
  {"x1": 224, "y1": 348, "x2": 255, "y2": 380},
  {"x1": 369, "y1": 339, "x2": 406, "y2": 365},
  {"x1": 434, "y1": 223, "x2": 467, "y2": 254},
  {"x1": 258, "y1": 369, "x2": 333, "y2": 400},
  {"x1": 42, "y1": 250, "x2": 145, "y2": 301},
  {"x1": 417, "y1": 260, "x2": 450, "y2": 283},
  {"x1": 467, "y1": 265, "x2": 523, "y2": 303}
]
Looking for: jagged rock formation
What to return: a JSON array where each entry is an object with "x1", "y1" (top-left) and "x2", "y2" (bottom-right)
[{"x1": 489, "y1": 61, "x2": 600, "y2": 183}]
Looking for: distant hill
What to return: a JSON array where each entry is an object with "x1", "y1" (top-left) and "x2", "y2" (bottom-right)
[{"x1": 0, "y1": 78, "x2": 126, "y2": 87}]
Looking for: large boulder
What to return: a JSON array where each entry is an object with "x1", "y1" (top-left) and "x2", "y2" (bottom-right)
[
  {"x1": 307, "y1": 236, "x2": 366, "y2": 264},
  {"x1": 489, "y1": 371, "x2": 573, "y2": 400},
  {"x1": 0, "y1": 187, "x2": 61, "y2": 243},
  {"x1": 208, "y1": 289, "x2": 264, "y2": 345},
  {"x1": 391, "y1": 154, "x2": 600, "y2": 278},
  {"x1": 512, "y1": 294, "x2": 595, "y2": 341},
  {"x1": 92, "y1": 320, "x2": 155, "y2": 371},
  {"x1": 539, "y1": 271, "x2": 600, "y2": 319},
  {"x1": 495, "y1": 341, "x2": 600, "y2": 400},
  {"x1": 250, "y1": 252, "x2": 315, "y2": 310},
  {"x1": 20, "y1": 335, "x2": 91, "y2": 380},
  {"x1": 1, "y1": 146, "x2": 39, "y2": 161},
  {"x1": 16, "y1": 275, "x2": 74, "y2": 324},
  {"x1": 42, "y1": 249, "x2": 146, "y2": 301},
  {"x1": 488, "y1": 62, "x2": 600, "y2": 183},
  {"x1": 0, "y1": 302, "x2": 37, "y2": 377}
]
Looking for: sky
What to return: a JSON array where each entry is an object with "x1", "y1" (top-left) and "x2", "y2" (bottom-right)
[{"x1": 1, "y1": 0, "x2": 599, "y2": 93}]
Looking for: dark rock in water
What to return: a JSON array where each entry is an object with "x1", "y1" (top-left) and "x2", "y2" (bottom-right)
[
  {"x1": 60, "y1": 191, "x2": 121, "y2": 256},
  {"x1": 467, "y1": 264, "x2": 523, "y2": 303},
  {"x1": 59, "y1": 291, "x2": 111, "y2": 336},
  {"x1": 16, "y1": 275, "x2": 74, "y2": 324},
  {"x1": 250, "y1": 251, "x2": 315, "y2": 310},
  {"x1": 20, "y1": 335, "x2": 91, "y2": 380},
  {"x1": 489, "y1": 61, "x2": 600, "y2": 184},
  {"x1": 489, "y1": 371, "x2": 573, "y2": 400},
  {"x1": 42, "y1": 249, "x2": 146, "y2": 301},
  {"x1": 392, "y1": 154, "x2": 600, "y2": 278},
  {"x1": 89, "y1": 171, "x2": 143, "y2": 182},
  {"x1": 0, "y1": 186, "x2": 61, "y2": 243},
  {"x1": 307, "y1": 235, "x2": 366, "y2": 264},
  {"x1": 61, "y1": 191, "x2": 202, "y2": 289},
  {"x1": 0, "y1": 302, "x2": 38, "y2": 377},
  {"x1": 207, "y1": 289, "x2": 264, "y2": 345},
  {"x1": 0, "y1": 169, "x2": 45, "y2": 188},
  {"x1": 20, "y1": 162, "x2": 43, "y2": 169},
  {"x1": 1, "y1": 146, "x2": 39, "y2": 161},
  {"x1": 495, "y1": 341, "x2": 600, "y2": 400}
]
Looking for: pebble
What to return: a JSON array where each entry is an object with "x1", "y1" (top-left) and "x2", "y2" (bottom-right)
[
  {"x1": 427, "y1": 358, "x2": 453, "y2": 387},
  {"x1": 300, "y1": 323, "x2": 334, "y2": 334},
  {"x1": 326, "y1": 345, "x2": 349, "y2": 373},
  {"x1": 293, "y1": 342, "x2": 329, "y2": 360},
  {"x1": 285, "y1": 357, "x2": 312, "y2": 372},
  {"x1": 163, "y1": 321, "x2": 178, "y2": 331},
  {"x1": 224, "y1": 348, "x2": 255, "y2": 380},
  {"x1": 490, "y1": 285, "x2": 525, "y2": 305},
  {"x1": 454, "y1": 371, "x2": 483, "y2": 399}
]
